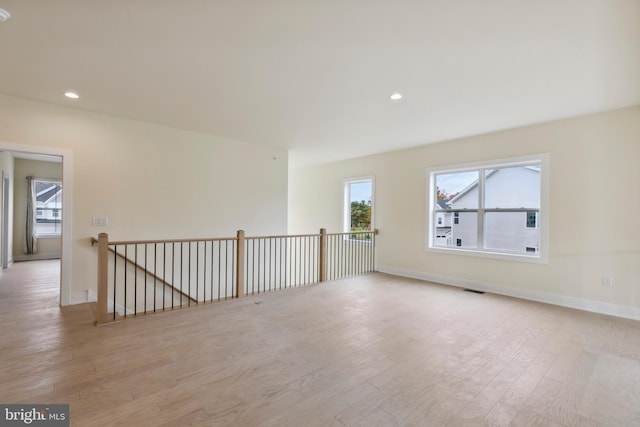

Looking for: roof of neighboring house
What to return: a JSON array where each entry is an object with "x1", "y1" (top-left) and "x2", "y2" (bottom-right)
[
  {"x1": 436, "y1": 200, "x2": 450, "y2": 210},
  {"x1": 447, "y1": 169, "x2": 498, "y2": 205},
  {"x1": 447, "y1": 165, "x2": 541, "y2": 205},
  {"x1": 36, "y1": 183, "x2": 62, "y2": 205}
]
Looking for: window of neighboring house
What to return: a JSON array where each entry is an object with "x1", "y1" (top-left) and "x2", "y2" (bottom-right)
[
  {"x1": 344, "y1": 177, "x2": 374, "y2": 240},
  {"x1": 427, "y1": 154, "x2": 548, "y2": 262},
  {"x1": 526, "y1": 211, "x2": 537, "y2": 228},
  {"x1": 34, "y1": 180, "x2": 62, "y2": 236}
]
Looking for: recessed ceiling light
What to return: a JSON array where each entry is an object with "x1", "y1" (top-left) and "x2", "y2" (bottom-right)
[
  {"x1": 0, "y1": 9, "x2": 10, "y2": 22},
  {"x1": 390, "y1": 92, "x2": 403, "y2": 101},
  {"x1": 64, "y1": 91, "x2": 80, "y2": 99}
]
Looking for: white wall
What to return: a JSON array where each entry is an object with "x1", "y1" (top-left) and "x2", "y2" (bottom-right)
[
  {"x1": 0, "y1": 94, "x2": 288, "y2": 304},
  {"x1": 289, "y1": 107, "x2": 640, "y2": 319}
]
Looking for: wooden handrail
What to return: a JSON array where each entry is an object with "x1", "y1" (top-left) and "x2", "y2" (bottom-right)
[
  {"x1": 244, "y1": 232, "x2": 320, "y2": 240},
  {"x1": 91, "y1": 230, "x2": 377, "y2": 247},
  {"x1": 92, "y1": 236, "x2": 237, "y2": 246}
]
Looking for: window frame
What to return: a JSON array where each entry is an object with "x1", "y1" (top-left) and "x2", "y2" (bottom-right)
[
  {"x1": 343, "y1": 176, "x2": 375, "y2": 241},
  {"x1": 426, "y1": 154, "x2": 549, "y2": 263}
]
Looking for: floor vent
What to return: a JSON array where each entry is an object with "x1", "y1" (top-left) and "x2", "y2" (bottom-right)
[{"x1": 463, "y1": 288, "x2": 485, "y2": 294}]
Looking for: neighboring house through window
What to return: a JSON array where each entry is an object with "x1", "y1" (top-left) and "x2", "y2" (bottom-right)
[
  {"x1": 35, "y1": 179, "x2": 62, "y2": 236},
  {"x1": 427, "y1": 154, "x2": 548, "y2": 262}
]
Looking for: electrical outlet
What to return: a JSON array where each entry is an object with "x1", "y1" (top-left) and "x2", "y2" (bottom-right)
[{"x1": 602, "y1": 276, "x2": 613, "y2": 287}]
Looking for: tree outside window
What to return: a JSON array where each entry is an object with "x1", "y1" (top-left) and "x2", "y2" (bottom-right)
[{"x1": 344, "y1": 178, "x2": 373, "y2": 240}]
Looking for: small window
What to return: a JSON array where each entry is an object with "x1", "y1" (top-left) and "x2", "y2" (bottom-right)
[
  {"x1": 34, "y1": 180, "x2": 62, "y2": 236},
  {"x1": 453, "y1": 212, "x2": 459, "y2": 225},
  {"x1": 526, "y1": 246, "x2": 537, "y2": 253},
  {"x1": 344, "y1": 177, "x2": 374, "y2": 240},
  {"x1": 526, "y1": 211, "x2": 537, "y2": 228},
  {"x1": 456, "y1": 239, "x2": 462, "y2": 247}
]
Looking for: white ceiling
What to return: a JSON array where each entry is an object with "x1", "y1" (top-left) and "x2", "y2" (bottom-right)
[{"x1": 0, "y1": 1, "x2": 638, "y2": 167}]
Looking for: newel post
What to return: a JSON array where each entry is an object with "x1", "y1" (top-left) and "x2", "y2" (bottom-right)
[
  {"x1": 96, "y1": 232, "x2": 110, "y2": 324},
  {"x1": 319, "y1": 228, "x2": 327, "y2": 282},
  {"x1": 236, "y1": 230, "x2": 245, "y2": 298}
]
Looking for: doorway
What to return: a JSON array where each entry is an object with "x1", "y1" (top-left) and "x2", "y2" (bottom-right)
[
  {"x1": 2, "y1": 173, "x2": 9, "y2": 268},
  {"x1": 0, "y1": 143, "x2": 73, "y2": 306}
]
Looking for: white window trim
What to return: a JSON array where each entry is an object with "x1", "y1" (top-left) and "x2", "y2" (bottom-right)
[
  {"x1": 343, "y1": 176, "x2": 375, "y2": 241},
  {"x1": 426, "y1": 154, "x2": 549, "y2": 264}
]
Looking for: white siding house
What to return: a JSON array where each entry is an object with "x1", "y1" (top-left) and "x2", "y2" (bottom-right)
[
  {"x1": 35, "y1": 181, "x2": 62, "y2": 234},
  {"x1": 435, "y1": 166, "x2": 540, "y2": 254}
]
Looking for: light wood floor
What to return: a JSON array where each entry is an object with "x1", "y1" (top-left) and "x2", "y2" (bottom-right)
[{"x1": 1, "y1": 260, "x2": 640, "y2": 426}]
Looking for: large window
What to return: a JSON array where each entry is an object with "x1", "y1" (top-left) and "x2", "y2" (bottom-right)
[
  {"x1": 344, "y1": 177, "x2": 374, "y2": 240},
  {"x1": 427, "y1": 155, "x2": 548, "y2": 262},
  {"x1": 34, "y1": 180, "x2": 62, "y2": 236}
]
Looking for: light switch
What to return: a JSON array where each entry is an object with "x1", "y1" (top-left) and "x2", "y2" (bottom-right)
[{"x1": 92, "y1": 216, "x2": 109, "y2": 227}]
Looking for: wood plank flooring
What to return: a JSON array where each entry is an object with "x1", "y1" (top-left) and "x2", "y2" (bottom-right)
[{"x1": 1, "y1": 260, "x2": 640, "y2": 426}]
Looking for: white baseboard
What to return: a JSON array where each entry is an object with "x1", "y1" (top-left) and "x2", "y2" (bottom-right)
[
  {"x1": 87, "y1": 289, "x2": 97, "y2": 302},
  {"x1": 377, "y1": 265, "x2": 640, "y2": 322},
  {"x1": 109, "y1": 300, "x2": 134, "y2": 316},
  {"x1": 70, "y1": 292, "x2": 86, "y2": 305},
  {"x1": 70, "y1": 289, "x2": 132, "y2": 315},
  {"x1": 14, "y1": 253, "x2": 61, "y2": 262},
  {"x1": 70, "y1": 290, "x2": 95, "y2": 305}
]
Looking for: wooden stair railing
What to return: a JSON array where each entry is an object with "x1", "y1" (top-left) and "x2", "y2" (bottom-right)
[
  {"x1": 93, "y1": 232, "x2": 244, "y2": 324},
  {"x1": 91, "y1": 237, "x2": 197, "y2": 305},
  {"x1": 94, "y1": 229, "x2": 377, "y2": 324}
]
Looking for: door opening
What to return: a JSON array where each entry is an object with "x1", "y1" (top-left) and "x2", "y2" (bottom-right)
[
  {"x1": 2, "y1": 173, "x2": 9, "y2": 268},
  {"x1": 0, "y1": 143, "x2": 73, "y2": 306}
]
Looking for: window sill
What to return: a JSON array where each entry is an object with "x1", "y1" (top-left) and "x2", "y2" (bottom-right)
[
  {"x1": 426, "y1": 246, "x2": 548, "y2": 264},
  {"x1": 36, "y1": 234, "x2": 62, "y2": 239}
]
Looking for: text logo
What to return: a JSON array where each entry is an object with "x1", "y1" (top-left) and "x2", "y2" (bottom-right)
[{"x1": 1, "y1": 405, "x2": 69, "y2": 426}]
